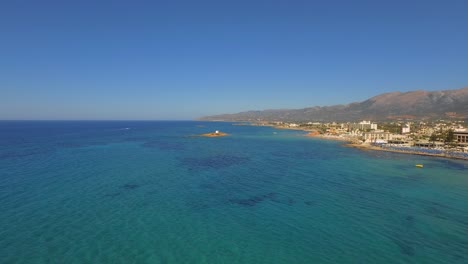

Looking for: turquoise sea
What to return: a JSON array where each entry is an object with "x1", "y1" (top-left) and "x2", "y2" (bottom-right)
[{"x1": 1, "y1": 121, "x2": 467, "y2": 263}]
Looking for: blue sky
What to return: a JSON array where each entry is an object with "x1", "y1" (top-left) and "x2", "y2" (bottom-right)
[{"x1": 1, "y1": 0, "x2": 467, "y2": 120}]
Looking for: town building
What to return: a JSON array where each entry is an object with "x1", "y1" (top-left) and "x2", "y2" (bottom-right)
[
  {"x1": 363, "y1": 131, "x2": 393, "y2": 142},
  {"x1": 347, "y1": 120, "x2": 378, "y2": 132},
  {"x1": 401, "y1": 124, "x2": 410, "y2": 134},
  {"x1": 454, "y1": 130, "x2": 468, "y2": 144}
]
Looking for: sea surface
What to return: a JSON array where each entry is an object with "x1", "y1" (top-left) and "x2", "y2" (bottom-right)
[{"x1": 1, "y1": 121, "x2": 467, "y2": 263}]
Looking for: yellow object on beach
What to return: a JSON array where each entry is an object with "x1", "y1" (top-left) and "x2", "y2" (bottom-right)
[{"x1": 415, "y1": 164, "x2": 423, "y2": 168}]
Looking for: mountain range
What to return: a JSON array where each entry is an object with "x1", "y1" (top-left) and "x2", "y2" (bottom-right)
[{"x1": 200, "y1": 87, "x2": 468, "y2": 122}]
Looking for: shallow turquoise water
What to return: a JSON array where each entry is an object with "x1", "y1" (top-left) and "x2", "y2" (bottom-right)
[{"x1": 1, "y1": 121, "x2": 467, "y2": 263}]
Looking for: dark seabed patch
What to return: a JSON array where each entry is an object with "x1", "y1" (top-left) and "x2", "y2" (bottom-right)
[
  {"x1": 228, "y1": 192, "x2": 297, "y2": 207},
  {"x1": 121, "y1": 184, "x2": 140, "y2": 190},
  {"x1": 422, "y1": 201, "x2": 458, "y2": 221},
  {"x1": 405, "y1": 215, "x2": 414, "y2": 223},
  {"x1": 199, "y1": 183, "x2": 217, "y2": 190},
  {"x1": 425, "y1": 206, "x2": 448, "y2": 220},
  {"x1": 285, "y1": 197, "x2": 295, "y2": 205},
  {"x1": 422, "y1": 201, "x2": 468, "y2": 228},
  {"x1": 388, "y1": 214, "x2": 425, "y2": 257},
  {"x1": 391, "y1": 236, "x2": 416, "y2": 256},
  {"x1": 181, "y1": 155, "x2": 250, "y2": 170},
  {"x1": 104, "y1": 192, "x2": 121, "y2": 198},
  {"x1": 229, "y1": 193, "x2": 276, "y2": 207}
]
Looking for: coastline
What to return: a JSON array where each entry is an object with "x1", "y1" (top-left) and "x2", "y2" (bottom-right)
[
  {"x1": 306, "y1": 133, "x2": 354, "y2": 142},
  {"x1": 345, "y1": 143, "x2": 468, "y2": 161},
  {"x1": 247, "y1": 122, "x2": 468, "y2": 161}
]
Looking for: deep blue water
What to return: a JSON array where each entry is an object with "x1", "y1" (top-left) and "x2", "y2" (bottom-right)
[{"x1": 1, "y1": 121, "x2": 467, "y2": 263}]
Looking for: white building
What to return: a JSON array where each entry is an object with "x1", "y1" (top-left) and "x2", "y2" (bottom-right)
[
  {"x1": 402, "y1": 124, "x2": 410, "y2": 134},
  {"x1": 454, "y1": 130, "x2": 468, "y2": 144},
  {"x1": 363, "y1": 131, "x2": 393, "y2": 143},
  {"x1": 348, "y1": 120, "x2": 378, "y2": 131}
]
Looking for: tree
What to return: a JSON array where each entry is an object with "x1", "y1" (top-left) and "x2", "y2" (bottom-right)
[
  {"x1": 429, "y1": 132, "x2": 437, "y2": 147},
  {"x1": 446, "y1": 129, "x2": 454, "y2": 143}
]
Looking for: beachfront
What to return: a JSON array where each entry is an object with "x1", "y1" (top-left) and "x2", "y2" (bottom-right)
[
  {"x1": 249, "y1": 121, "x2": 468, "y2": 161},
  {"x1": 347, "y1": 143, "x2": 468, "y2": 160}
]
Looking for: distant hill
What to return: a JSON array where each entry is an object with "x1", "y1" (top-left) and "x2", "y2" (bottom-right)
[{"x1": 199, "y1": 87, "x2": 468, "y2": 122}]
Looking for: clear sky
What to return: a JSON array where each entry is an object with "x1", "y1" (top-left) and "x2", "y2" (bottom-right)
[{"x1": 1, "y1": 0, "x2": 467, "y2": 120}]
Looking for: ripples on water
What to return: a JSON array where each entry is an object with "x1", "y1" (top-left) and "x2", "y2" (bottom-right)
[{"x1": 0, "y1": 121, "x2": 467, "y2": 263}]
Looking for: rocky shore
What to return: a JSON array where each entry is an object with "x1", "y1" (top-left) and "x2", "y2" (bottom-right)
[{"x1": 200, "y1": 131, "x2": 228, "y2": 137}]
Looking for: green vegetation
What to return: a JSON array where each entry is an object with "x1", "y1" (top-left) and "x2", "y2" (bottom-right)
[
  {"x1": 430, "y1": 133, "x2": 438, "y2": 144},
  {"x1": 446, "y1": 129, "x2": 454, "y2": 143},
  {"x1": 379, "y1": 123, "x2": 401, "y2": 134}
]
